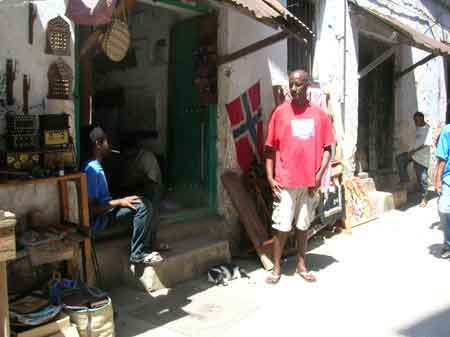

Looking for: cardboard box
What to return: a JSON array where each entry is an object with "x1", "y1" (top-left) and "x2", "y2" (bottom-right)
[{"x1": 14, "y1": 315, "x2": 71, "y2": 337}]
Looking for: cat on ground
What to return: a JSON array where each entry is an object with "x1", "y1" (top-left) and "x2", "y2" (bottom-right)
[{"x1": 207, "y1": 263, "x2": 249, "y2": 286}]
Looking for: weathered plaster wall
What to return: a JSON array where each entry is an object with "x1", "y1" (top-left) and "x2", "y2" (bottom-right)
[
  {"x1": 313, "y1": 0, "x2": 359, "y2": 175},
  {"x1": 0, "y1": 0, "x2": 77, "y2": 224},
  {"x1": 358, "y1": 0, "x2": 448, "y2": 162},
  {"x1": 313, "y1": 0, "x2": 449, "y2": 175},
  {"x1": 216, "y1": 6, "x2": 287, "y2": 244}
]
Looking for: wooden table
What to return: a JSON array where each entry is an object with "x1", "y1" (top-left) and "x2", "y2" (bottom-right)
[{"x1": 0, "y1": 173, "x2": 94, "y2": 285}]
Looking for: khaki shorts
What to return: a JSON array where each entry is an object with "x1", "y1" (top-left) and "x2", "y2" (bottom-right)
[{"x1": 272, "y1": 188, "x2": 314, "y2": 232}]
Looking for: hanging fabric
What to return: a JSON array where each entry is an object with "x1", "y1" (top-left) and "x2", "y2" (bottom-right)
[{"x1": 66, "y1": 0, "x2": 117, "y2": 26}]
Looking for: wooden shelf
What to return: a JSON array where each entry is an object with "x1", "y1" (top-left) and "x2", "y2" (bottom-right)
[{"x1": 0, "y1": 173, "x2": 85, "y2": 188}]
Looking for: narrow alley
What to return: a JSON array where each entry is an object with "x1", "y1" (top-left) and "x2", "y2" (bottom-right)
[{"x1": 111, "y1": 197, "x2": 450, "y2": 337}]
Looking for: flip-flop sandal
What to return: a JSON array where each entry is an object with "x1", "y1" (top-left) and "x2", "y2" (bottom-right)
[
  {"x1": 297, "y1": 271, "x2": 316, "y2": 283},
  {"x1": 142, "y1": 252, "x2": 164, "y2": 266},
  {"x1": 265, "y1": 273, "x2": 281, "y2": 285}
]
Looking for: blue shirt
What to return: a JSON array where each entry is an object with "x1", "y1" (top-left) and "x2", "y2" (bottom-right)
[
  {"x1": 84, "y1": 160, "x2": 112, "y2": 232},
  {"x1": 436, "y1": 125, "x2": 450, "y2": 186}
]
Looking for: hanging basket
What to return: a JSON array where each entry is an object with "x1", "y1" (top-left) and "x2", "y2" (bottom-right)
[{"x1": 101, "y1": 19, "x2": 130, "y2": 62}]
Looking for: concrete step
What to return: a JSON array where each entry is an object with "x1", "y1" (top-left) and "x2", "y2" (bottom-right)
[
  {"x1": 157, "y1": 215, "x2": 225, "y2": 244},
  {"x1": 368, "y1": 191, "x2": 395, "y2": 217},
  {"x1": 94, "y1": 215, "x2": 225, "y2": 245},
  {"x1": 123, "y1": 237, "x2": 231, "y2": 292},
  {"x1": 94, "y1": 234, "x2": 230, "y2": 291},
  {"x1": 358, "y1": 177, "x2": 377, "y2": 193}
]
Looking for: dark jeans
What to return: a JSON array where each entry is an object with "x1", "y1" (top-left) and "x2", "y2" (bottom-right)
[
  {"x1": 396, "y1": 152, "x2": 429, "y2": 198},
  {"x1": 105, "y1": 196, "x2": 157, "y2": 262}
]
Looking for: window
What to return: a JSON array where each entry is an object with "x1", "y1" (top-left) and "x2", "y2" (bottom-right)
[{"x1": 287, "y1": 0, "x2": 315, "y2": 73}]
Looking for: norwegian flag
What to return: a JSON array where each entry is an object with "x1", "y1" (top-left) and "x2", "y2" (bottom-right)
[{"x1": 226, "y1": 81, "x2": 264, "y2": 172}]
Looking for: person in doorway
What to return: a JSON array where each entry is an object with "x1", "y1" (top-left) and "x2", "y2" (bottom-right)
[
  {"x1": 396, "y1": 111, "x2": 432, "y2": 207},
  {"x1": 434, "y1": 125, "x2": 450, "y2": 258},
  {"x1": 265, "y1": 70, "x2": 334, "y2": 284},
  {"x1": 84, "y1": 126, "x2": 164, "y2": 265}
]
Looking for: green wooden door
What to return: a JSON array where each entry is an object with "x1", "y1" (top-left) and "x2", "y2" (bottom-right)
[{"x1": 168, "y1": 18, "x2": 208, "y2": 207}]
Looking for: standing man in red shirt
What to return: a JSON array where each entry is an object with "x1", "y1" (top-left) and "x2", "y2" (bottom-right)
[{"x1": 265, "y1": 70, "x2": 334, "y2": 284}]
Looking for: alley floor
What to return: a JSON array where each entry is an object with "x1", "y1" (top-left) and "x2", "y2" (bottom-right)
[{"x1": 110, "y1": 196, "x2": 450, "y2": 337}]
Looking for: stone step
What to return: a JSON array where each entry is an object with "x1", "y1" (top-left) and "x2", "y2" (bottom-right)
[
  {"x1": 157, "y1": 215, "x2": 225, "y2": 244},
  {"x1": 358, "y1": 177, "x2": 377, "y2": 193},
  {"x1": 94, "y1": 235, "x2": 230, "y2": 291},
  {"x1": 123, "y1": 237, "x2": 231, "y2": 292},
  {"x1": 94, "y1": 215, "x2": 225, "y2": 245},
  {"x1": 368, "y1": 191, "x2": 395, "y2": 217}
]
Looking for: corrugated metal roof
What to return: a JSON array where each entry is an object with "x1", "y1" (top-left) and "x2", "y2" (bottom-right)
[
  {"x1": 217, "y1": 0, "x2": 314, "y2": 37},
  {"x1": 351, "y1": 3, "x2": 450, "y2": 55}
]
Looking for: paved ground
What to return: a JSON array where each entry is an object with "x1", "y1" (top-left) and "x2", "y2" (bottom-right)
[{"x1": 110, "y1": 196, "x2": 450, "y2": 337}]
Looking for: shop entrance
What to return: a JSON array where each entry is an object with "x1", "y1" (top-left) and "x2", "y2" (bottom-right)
[
  {"x1": 81, "y1": 2, "x2": 217, "y2": 220},
  {"x1": 356, "y1": 35, "x2": 395, "y2": 177}
]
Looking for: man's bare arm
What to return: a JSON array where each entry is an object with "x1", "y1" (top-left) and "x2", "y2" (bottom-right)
[
  {"x1": 315, "y1": 146, "x2": 332, "y2": 186},
  {"x1": 89, "y1": 196, "x2": 142, "y2": 217},
  {"x1": 265, "y1": 145, "x2": 281, "y2": 195},
  {"x1": 434, "y1": 159, "x2": 445, "y2": 192}
]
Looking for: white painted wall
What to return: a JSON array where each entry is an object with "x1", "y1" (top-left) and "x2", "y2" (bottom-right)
[
  {"x1": 0, "y1": 0, "x2": 77, "y2": 224},
  {"x1": 0, "y1": 0, "x2": 76, "y2": 135},
  {"x1": 216, "y1": 6, "x2": 288, "y2": 219}
]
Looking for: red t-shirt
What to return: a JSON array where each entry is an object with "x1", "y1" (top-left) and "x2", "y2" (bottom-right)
[{"x1": 265, "y1": 101, "x2": 334, "y2": 188}]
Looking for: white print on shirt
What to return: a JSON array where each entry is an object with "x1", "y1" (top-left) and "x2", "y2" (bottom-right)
[{"x1": 291, "y1": 119, "x2": 315, "y2": 139}]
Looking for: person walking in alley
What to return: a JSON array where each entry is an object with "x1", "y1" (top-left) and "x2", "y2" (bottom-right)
[
  {"x1": 265, "y1": 70, "x2": 334, "y2": 284},
  {"x1": 396, "y1": 111, "x2": 432, "y2": 207},
  {"x1": 434, "y1": 125, "x2": 450, "y2": 258},
  {"x1": 84, "y1": 127, "x2": 164, "y2": 265}
]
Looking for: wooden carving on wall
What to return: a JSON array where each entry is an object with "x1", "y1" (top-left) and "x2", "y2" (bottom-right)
[
  {"x1": 47, "y1": 58, "x2": 73, "y2": 99},
  {"x1": 45, "y1": 16, "x2": 71, "y2": 56}
]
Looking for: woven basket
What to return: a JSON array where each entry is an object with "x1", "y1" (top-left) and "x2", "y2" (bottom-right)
[
  {"x1": 65, "y1": 297, "x2": 115, "y2": 337},
  {"x1": 102, "y1": 19, "x2": 130, "y2": 62}
]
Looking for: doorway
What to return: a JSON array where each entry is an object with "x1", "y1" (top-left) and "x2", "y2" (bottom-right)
[
  {"x1": 80, "y1": 2, "x2": 217, "y2": 220},
  {"x1": 356, "y1": 35, "x2": 395, "y2": 176}
]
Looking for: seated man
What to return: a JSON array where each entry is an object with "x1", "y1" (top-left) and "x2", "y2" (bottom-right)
[
  {"x1": 84, "y1": 127, "x2": 163, "y2": 265},
  {"x1": 396, "y1": 111, "x2": 432, "y2": 207}
]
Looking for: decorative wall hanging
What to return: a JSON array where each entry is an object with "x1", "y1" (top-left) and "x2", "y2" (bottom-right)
[
  {"x1": 6, "y1": 59, "x2": 16, "y2": 106},
  {"x1": 28, "y1": 3, "x2": 37, "y2": 45},
  {"x1": 45, "y1": 16, "x2": 71, "y2": 56},
  {"x1": 47, "y1": 58, "x2": 73, "y2": 99}
]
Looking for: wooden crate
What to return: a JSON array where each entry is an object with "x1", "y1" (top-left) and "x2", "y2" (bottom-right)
[{"x1": 0, "y1": 218, "x2": 16, "y2": 262}]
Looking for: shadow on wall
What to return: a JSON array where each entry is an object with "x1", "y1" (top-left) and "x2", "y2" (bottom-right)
[{"x1": 397, "y1": 304, "x2": 450, "y2": 337}]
